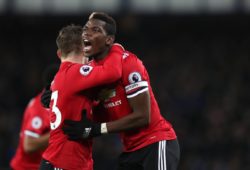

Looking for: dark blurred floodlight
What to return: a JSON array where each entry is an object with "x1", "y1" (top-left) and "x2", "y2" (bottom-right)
[
  {"x1": 243, "y1": 0, "x2": 250, "y2": 12},
  {"x1": 131, "y1": 0, "x2": 167, "y2": 13},
  {"x1": 13, "y1": 0, "x2": 90, "y2": 15},
  {"x1": 207, "y1": 0, "x2": 236, "y2": 13},
  {"x1": 91, "y1": 0, "x2": 120, "y2": 12},
  {"x1": 14, "y1": 0, "x2": 44, "y2": 14},
  {"x1": 167, "y1": 0, "x2": 203, "y2": 14},
  {"x1": 0, "y1": 0, "x2": 248, "y2": 15},
  {"x1": 0, "y1": 0, "x2": 6, "y2": 14},
  {"x1": 10, "y1": 0, "x2": 119, "y2": 15}
]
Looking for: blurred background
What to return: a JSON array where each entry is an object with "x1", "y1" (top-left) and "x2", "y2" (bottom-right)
[{"x1": 1, "y1": 0, "x2": 250, "y2": 169}]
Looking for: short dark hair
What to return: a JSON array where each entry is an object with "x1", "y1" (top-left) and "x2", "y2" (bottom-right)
[
  {"x1": 56, "y1": 24, "x2": 83, "y2": 56},
  {"x1": 88, "y1": 12, "x2": 116, "y2": 36}
]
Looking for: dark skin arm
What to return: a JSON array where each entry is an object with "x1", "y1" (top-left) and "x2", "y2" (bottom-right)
[
  {"x1": 106, "y1": 91, "x2": 151, "y2": 133},
  {"x1": 62, "y1": 91, "x2": 151, "y2": 139},
  {"x1": 23, "y1": 132, "x2": 49, "y2": 153}
]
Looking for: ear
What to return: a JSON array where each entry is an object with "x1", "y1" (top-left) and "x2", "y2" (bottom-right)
[
  {"x1": 105, "y1": 36, "x2": 114, "y2": 46},
  {"x1": 57, "y1": 49, "x2": 62, "y2": 59}
]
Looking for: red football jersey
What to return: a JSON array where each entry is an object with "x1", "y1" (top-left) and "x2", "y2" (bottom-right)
[
  {"x1": 10, "y1": 93, "x2": 50, "y2": 170},
  {"x1": 42, "y1": 45, "x2": 124, "y2": 170},
  {"x1": 92, "y1": 50, "x2": 177, "y2": 152}
]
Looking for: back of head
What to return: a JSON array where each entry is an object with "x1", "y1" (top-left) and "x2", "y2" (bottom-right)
[
  {"x1": 56, "y1": 24, "x2": 83, "y2": 57},
  {"x1": 88, "y1": 12, "x2": 116, "y2": 36}
]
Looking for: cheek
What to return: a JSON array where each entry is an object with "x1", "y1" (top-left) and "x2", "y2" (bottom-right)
[{"x1": 95, "y1": 37, "x2": 107, "y2": 48}]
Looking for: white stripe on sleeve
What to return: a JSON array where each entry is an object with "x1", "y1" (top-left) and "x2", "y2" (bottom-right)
[{"x1": 24, "y1": 130, "x2": 40, "y2": 138}]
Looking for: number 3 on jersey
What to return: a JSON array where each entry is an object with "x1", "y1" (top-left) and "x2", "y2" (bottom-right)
[{"x1": 50, "y1": 90, "x2": 62, "y2": 130}]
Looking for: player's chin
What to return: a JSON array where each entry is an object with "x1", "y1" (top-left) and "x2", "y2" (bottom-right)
[
  {"x1": 86, "y1": 50, "x2": 102, "y2": 59},
  {"x1": 84, "y1": 51, "x2": 92, "y2": 58}
]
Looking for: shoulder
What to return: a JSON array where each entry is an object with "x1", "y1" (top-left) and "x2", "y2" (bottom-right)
[
  {"x1": 106, "y1": 43, "x2": 126, "y2": 61},
  {"x1": 24, "y1": 94, "x2": 41, "y2": 113},
  {"x1": 61, "y1": 62, "x2": 93, "y2": 77},
  {"x1": 122, "y1": 51, "x2": 143, "y2": 67},
  {"x1": 26, "y1": 97, "x2": 36, "y2": 108},
  {"x1": 59, "y1": 62, "x2": 80, "y2": 73},
  {"x1": 28, "y1": 94, "x2": 49, "y2": 114}
]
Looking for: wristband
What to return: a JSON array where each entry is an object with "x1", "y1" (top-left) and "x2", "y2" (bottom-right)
[{"x1": 101, "y1": 123, "x2": 108, "y2": 134}]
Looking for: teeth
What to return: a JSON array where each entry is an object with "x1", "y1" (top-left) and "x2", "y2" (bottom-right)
[
  {"x1": 83, "y1": 39, "x2": 91, "y2": 46},
  {"x1": 84, "y1": 40, "x2": 90, "y2": 44},
  {"x1": 84, "y1": 46, "x2": 92, "y2": 52}
]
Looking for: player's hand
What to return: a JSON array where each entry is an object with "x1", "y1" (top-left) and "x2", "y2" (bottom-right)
[
  {"x1": 40, "y1": 84, "x2": 52, "y2": 108},
  {"x1": 62, "y1": 110, "x2": 101, "y2": 140}
]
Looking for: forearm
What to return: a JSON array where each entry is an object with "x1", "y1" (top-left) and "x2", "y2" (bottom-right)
[
  {"x1": 105, "y1": 91, "x2": 150, "y2": 133},
  {"x1": 105, "y1": 112, "x2": 149, "y2": 133},
  {"x1": 23, "y1": 132, "x2": 49, "y2": 153},
  {"x1": 62, "y1": 92, "x2": 151, "y2": 139},
  {"x1": 74, "y1": 50, "x2": 123, "y2": 90}
]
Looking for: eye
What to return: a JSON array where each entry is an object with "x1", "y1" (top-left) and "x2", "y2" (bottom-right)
[
  {"x1": 93, "y1": 27, "x2": 101, "y2": 33},
  {"x1": 82, "y1": 27, "x2": 87, "y2": 31}
]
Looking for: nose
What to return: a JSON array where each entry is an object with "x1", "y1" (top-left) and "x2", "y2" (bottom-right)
[
  {"x1": 82, "y1": 32, "x2": 90, "y2": 41},
  {"x1": 82, "y1": 28, "x2": 92, "y2": 37},
  {"x1": 82, "y1": 31, "x2": 88, "y2": 37}
]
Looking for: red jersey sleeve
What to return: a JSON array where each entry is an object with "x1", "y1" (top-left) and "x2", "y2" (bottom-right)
[
  {"x1": 23, "y1": 96, "x2": 50, "y2": 138},
  {"x1": 122, "y1": 52, "x2": 149, "y2": 98},
  {"x1": 66, "y1": 45, "x2": 124, "y2": 92}
]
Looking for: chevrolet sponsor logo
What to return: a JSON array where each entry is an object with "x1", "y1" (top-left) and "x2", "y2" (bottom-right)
[{"x1": 104, "y1": 100, "x2": 122, "y2": 108}]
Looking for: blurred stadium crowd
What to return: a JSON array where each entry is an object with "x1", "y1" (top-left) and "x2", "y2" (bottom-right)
[{"x1": 0, "y1": 14, "x2": 250, "y2": 170}]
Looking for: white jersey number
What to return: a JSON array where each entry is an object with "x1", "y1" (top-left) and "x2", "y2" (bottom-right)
[{"x1": 50, "y1": 90, "x2": 62, "y2": 130}]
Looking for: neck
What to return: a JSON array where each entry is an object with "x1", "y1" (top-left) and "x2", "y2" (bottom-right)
[
  {"x1": 61, "y1": 52, "x2": 83, "y2": 64},
  {"x1": 92, "y1": 46, "x2": 111, "y2": 61}
]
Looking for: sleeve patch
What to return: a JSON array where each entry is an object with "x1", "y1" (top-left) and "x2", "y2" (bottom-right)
[
  {"x1": 125, "y1": 81, "x2": 149, "y2": 98},
  {"x1": 80, "y1": 65, "x2": 93, "y2": 76},
  {"x1": 128, "y1": 72, "x2": 142, "y2": 83},
  {"x1": 31, "y1": 116, "x2": 42, "y2": 129},
  {"x1": 127, "y1": 87, "x2": 148, "y2": 98}
]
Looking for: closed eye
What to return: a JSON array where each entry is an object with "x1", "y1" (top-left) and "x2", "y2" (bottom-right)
[{"x1": 92, "y1": 27, "x2": 102, "y2": 33}]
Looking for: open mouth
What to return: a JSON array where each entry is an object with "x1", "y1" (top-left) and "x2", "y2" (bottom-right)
[{"x1": 83, "y1": 40, "x2": 92, "y2": 52}]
